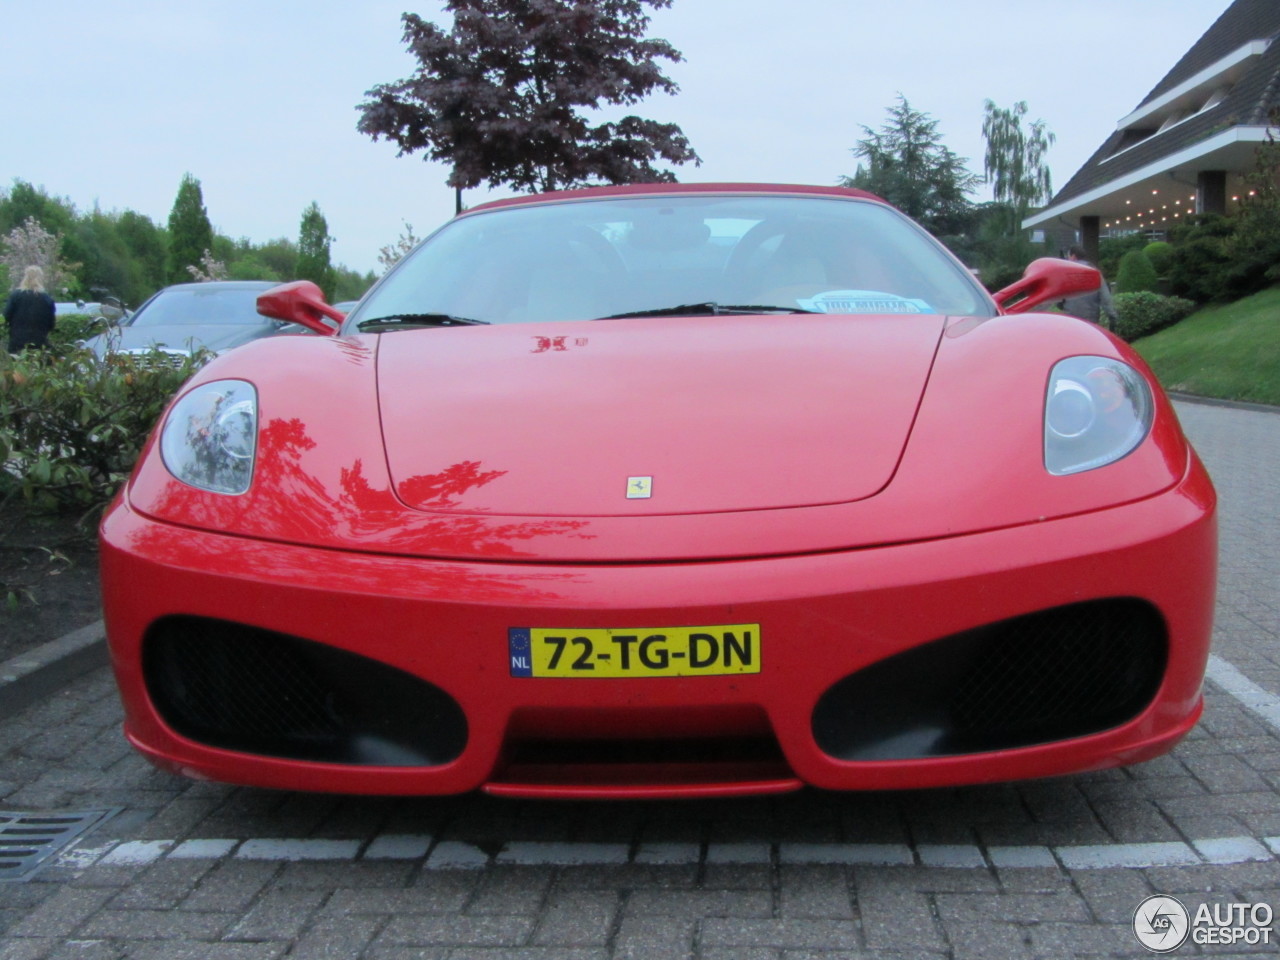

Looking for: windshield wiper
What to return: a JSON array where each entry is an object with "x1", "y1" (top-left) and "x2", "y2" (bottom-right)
[
  {"x1": 594, "y1": 302, "x2": 822, "y2": 320},
  {"x1": 356, "y1": 313, "x2": 490, "y2": 331}
]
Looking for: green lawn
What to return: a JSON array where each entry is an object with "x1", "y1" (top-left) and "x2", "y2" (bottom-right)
[{"x1": 1134, "y1": 286, "x2": 1280, "y2": 406}]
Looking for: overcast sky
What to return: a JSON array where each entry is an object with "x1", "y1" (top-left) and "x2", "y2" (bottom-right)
[{"x1": 2, "y1": 0, "x2": 1229, "y2": 278}]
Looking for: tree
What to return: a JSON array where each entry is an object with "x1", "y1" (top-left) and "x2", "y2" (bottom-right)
[
  {"x1": 378, "y1": 221, "x2": 421, "y2": 273},
  {"x1": 166, "y1": 173, "x2": 214, "y2": 284},
  {"x1": 0, "y1": 217, "x2": 80, "y2": 298},
  {"x1": 981, "y1": 100, "x2": 1055, "y2": 236},
  {"x1": 357, "y1": 0, "x2": 700, "y2": 200},
  {"x1": 186, "y1": 250, "x2": 229, "y2": 283},
  {"x1": 839, "y1": 95, "x2": 980, "y2": 238},
  {"x1": 1232, "y1": 105, "x2": 1280, "y2": 289},
  {"x1": 255, "y1": 238, "x2": 299, "y2": 280},
  {"x1": 333, "y1": 267, "x2": 378, "y2": 302},
  {"x1": 961, "y1": 201, "x2": 1052, "y2": 291},
  {"x1": 295, "y1": 202, "x2": 335, "y2": 299},
  {"x1": 64, "y1": 208, "x2": 133, "y2": 302},
  {"x1": 0, "y1": 180, "x2": 76, "y2": 238},
  {"x1": 116, "y1": 210, "x2": 168, "y2": 301}
]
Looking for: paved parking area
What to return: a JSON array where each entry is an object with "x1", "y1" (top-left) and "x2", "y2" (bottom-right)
[{"x1": 1, "y1": 399, "x2": 1278, "y2": 959}]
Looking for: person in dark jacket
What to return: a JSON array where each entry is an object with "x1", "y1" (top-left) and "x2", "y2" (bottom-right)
[
  {"x1": 4, "y1": 265, "x2": 57, "y2": 352},
  {"x1": 1059, "y1": 245, "x2": 1119, "y2": 331}
]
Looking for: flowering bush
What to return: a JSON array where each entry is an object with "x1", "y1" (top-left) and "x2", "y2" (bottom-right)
[
  {"x1": 0, "y1": 217, "x2": 80, "y2": 298},
  {"x1": 0, "y1": 346, "x2": 207, "y2": 512}
]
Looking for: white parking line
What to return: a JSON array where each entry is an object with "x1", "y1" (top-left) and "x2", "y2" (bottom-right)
[
  {"x1": 1205, "y1": 654, "x2": 1280, "y2": 732},
  {"x1": 49, "y1": 654, "x2": 1280, "y2": 878},
  {"x1": 56, "y1": 834, "x2": 1280, "y2": 873}
]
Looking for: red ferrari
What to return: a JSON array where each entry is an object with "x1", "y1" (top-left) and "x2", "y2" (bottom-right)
[{"x1": 101, "y1": 184, "x2": 1216, "y2": 799}]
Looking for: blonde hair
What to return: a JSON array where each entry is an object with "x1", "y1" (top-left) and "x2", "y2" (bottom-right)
[{"x1": 19, "y1": 265, "x2": 45, "y2": 292}]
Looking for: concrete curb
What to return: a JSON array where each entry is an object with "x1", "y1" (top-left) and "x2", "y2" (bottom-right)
[
  {"x1": 0, "y1": 619, "x2": 108, "y2": 721},
  {"x1": 1169, "y1": 391, "x2": 1280, "y2": 415}
]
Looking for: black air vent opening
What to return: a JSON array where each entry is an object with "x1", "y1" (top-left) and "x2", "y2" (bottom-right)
[
  {"x1": 143, "y1": 617, "x2": 467, "y2": 767},
  {"x1": 813, "y1": 598, "x2": 1167, "y2": 761},
  {"x1": 494, "y1": 735, "x2": 793, "y2": 788}
]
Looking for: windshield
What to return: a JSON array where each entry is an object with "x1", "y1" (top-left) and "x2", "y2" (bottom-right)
[
  {"x1": 131, "y1": 286, "x2": 270, "y2": 327},
  {"x1": 352, "y1": 194, "x2": 993, "y2": 329}
]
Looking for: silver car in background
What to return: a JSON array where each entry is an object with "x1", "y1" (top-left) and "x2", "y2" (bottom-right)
[{"x1": 86, "y1": 281, "x2": 309, "y2": 360}]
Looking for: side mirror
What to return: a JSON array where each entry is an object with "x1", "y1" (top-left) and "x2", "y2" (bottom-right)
[
  {"x1": 256, "y1": 280, "x2": 343, "y2": 336},
  {"x1": 992, "y1": 258, "x2": 1101, "y2": 315},
  {"x1": 99, "y1": 297, "x2": 125, "y2": 322}
]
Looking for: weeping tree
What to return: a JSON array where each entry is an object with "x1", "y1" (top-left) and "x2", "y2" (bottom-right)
[
  {"x1": 357, "y1": 0, "x2": 700, "y2": 207},
  {"x1": 981, "y1": 99, "x2": 1055, "y2": 236}
]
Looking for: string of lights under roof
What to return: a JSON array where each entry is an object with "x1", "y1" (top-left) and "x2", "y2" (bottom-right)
[{"x1": 1103, "y1": 188, "x2": 1258, "y2": 228}]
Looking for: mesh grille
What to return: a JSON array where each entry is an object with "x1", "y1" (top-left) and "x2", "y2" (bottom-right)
[
  {"x1": 153, "y1": 621, "x2": 342, "y2": 741},
  {"x1": 950, "y1": 601, "x2": 1159, "y2": 734},
  {"x1": 813, "y1": 598, "x2": 1167, "y2": 760},
  {"x1": 143, "y1": 617, "x2": 467, "y2": 766}
]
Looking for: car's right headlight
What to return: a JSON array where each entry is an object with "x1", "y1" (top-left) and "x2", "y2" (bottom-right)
[
  {"x1": 159, "y1": 380, "x2": 258, "y2": 494},
  {"x1": 1044, "y1": 356, "x2": 1153, "y2": 476}
]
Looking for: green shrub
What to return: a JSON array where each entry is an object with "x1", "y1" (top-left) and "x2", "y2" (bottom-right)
[
  {"x1": 1166, "y1": 212, "x2": 1280, "y2": 302},
  {"x1": 1167, "y1": 216, "x2": 1235, "y2": 301},
  {"x1": 48, "y1": 313, "x2": 111, "y2": 352},
  {"x1": 1112, "y1": 292, "x2": 1196, "y2": 342},
  {"x1": 1115, "y1": 249, "x2": 1159, "y2": 294},
  {"x1": 981, "y1": 263, "x2": 1026, "y2": 294},
  {"x1": 1098, "y1": 233, "x2": 1148, "y2": 278},
  {"x1": 1143, "y1": 240, "x2": 1174, "y2": 277},
  {"x1": 0, "y1": 346, "x2": 207, "y2": 513}
]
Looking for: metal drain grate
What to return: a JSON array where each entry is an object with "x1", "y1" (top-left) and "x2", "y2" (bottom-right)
[{"x1": 0, "y1": 809, "x2": 117, "y2": 882}]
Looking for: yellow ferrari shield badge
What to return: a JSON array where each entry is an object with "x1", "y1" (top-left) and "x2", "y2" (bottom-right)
[{"x1": 626, "y1": 476, "x2": 653, "y2": 499}]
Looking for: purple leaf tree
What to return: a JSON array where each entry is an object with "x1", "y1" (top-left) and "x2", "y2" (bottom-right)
[{"x1": 358, "y1": 0, "x2": 700, "y2": 204}]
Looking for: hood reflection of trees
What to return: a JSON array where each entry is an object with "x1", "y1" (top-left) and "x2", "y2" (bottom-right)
[{"x1": 137, "y1": 417, "x2": 593, "y2": 605}]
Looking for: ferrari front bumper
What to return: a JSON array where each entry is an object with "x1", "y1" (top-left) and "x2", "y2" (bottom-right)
[{"x1": 101, "y1": 455, "x2": 1216, "y2": 799}]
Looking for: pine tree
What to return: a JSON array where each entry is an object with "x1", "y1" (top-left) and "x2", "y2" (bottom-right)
[
  {"x1": 840, "y1": 96, "x2": 980, "y2": 237},
  {"x1": 296, "y1": 202, "x2": 335, "y2": 300},
  {"x1": 166, "y1": 174, "x2": 214, "y2": 284}
]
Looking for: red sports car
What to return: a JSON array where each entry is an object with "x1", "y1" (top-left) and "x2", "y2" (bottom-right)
[{"x1": 101, "y1": 183, "x2": 1216, "y2": 799}]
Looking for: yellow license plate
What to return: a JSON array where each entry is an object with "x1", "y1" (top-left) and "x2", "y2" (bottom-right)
[{"x1": 508, "y1": 625, "x2": 761, "y2": 678}]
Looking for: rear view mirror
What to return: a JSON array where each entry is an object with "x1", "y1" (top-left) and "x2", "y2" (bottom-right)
[
  {"x1": 992, "y1": 259, "x2": 1100, "y2": 315},
  {"x1": 257, "y1": 281, "x2": 343, "y2": 336}
]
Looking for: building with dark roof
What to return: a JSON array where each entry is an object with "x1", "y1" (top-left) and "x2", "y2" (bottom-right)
[{"x1": 1025, "y1": 0, "x2": 1280, "y2": 259}]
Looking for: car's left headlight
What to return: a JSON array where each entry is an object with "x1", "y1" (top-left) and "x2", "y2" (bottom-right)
[
  {"x1": 1044, "y1": 356, "x2": 1153, "y2": 476},
  {"x1": 159, "y1": 380, "x2": 258, "y2": 494}
]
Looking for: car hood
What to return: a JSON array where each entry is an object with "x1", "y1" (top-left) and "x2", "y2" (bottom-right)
[
  {"x1": 91, "y1": 323, "x2": 268, "y2": 356},
  {"x1": 378, "y1": 314, "x2": 945, "y2": 517}
]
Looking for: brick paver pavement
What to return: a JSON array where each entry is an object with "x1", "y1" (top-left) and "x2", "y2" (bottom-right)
[{"x1": 1, "y1": 399, "x2": 1278, "y2": 959}]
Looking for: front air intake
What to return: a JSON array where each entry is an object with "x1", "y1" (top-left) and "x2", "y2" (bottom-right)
[
  {"x1": 813, "y1": 598, "x2": 1167, "y2": 761},
  {"x1": 143, "y1": 617, "x2": 467, "y2": 766}
]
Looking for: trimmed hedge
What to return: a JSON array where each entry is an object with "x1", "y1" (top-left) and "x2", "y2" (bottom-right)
[
  {"x1": 1112, "y1": 292, "x2": 1196, "y2": 342},
  {"x1": 1143, "y1": 240, "x2": 1174, "y2": 277},
  {"x1": 1115, "y1": 249, "x2": 1159, "y2": 294}
]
